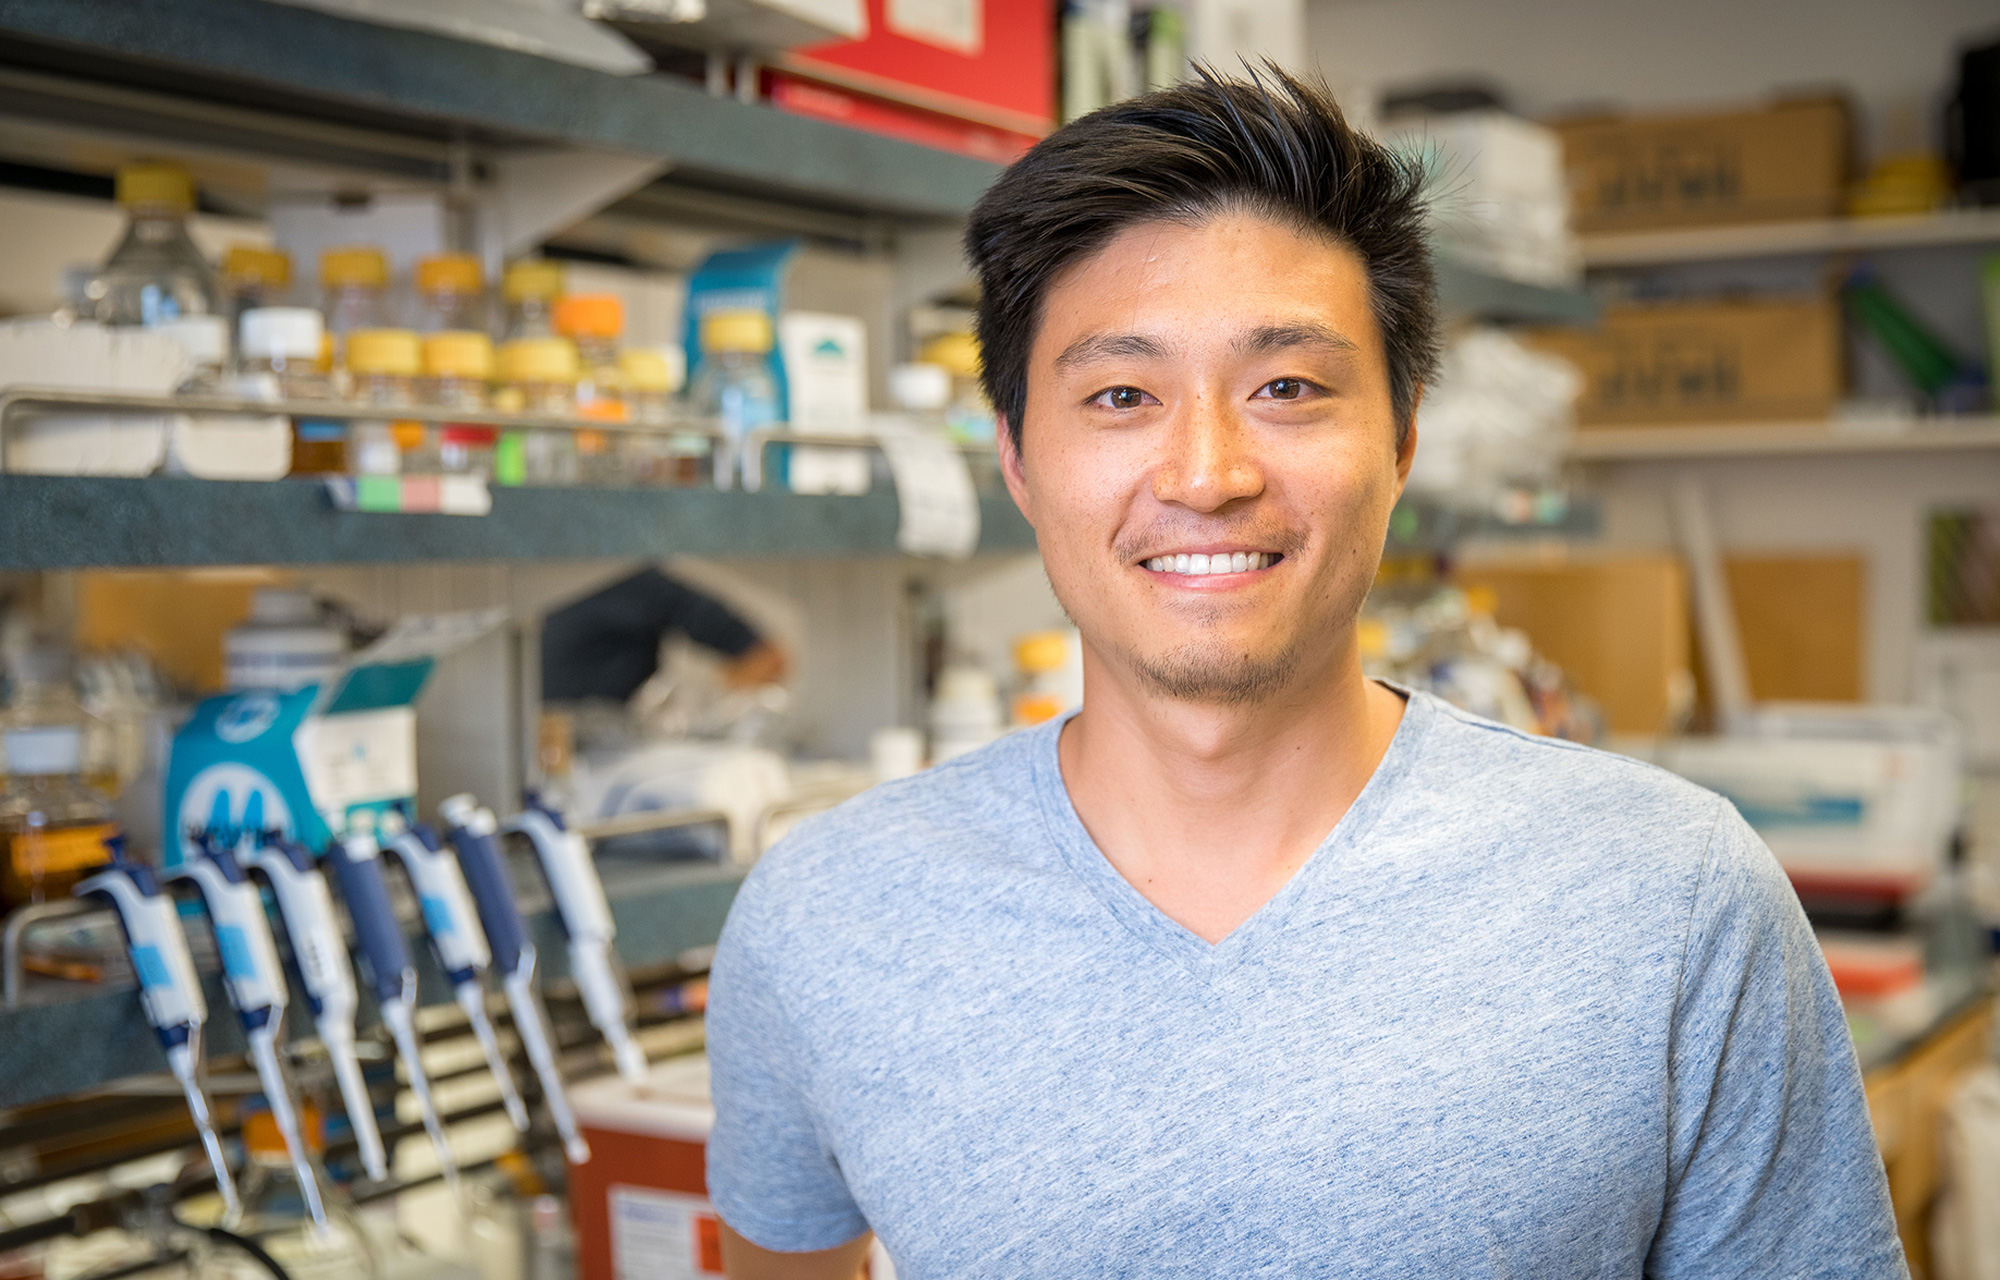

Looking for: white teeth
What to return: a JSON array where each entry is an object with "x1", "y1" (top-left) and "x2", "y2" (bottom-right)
[{"x1": 1143, "y1": 552, "x2": 1275, "y2": 573}]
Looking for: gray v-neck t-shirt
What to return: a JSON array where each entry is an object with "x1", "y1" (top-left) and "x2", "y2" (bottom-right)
[{"x1": 706, "y1": 690, "x2": 1905, "y2": 1277}]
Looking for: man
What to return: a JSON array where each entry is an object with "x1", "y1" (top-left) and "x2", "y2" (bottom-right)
[
  {"x1": 707, "y1": 69, "x2": 1904, "y2": 1278},
  {"x1": 540, "y1": 566, "x2": 787, "y2": 705}
]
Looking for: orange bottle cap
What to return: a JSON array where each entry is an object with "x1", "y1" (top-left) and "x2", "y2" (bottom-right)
[{"x1": 553, "y1": 294, "x2": 624, "y2": 341}]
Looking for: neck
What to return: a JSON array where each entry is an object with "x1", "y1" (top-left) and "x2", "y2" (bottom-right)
[{"x1": 1057, "y1": 635, "x2": 1403, "y2": 944}]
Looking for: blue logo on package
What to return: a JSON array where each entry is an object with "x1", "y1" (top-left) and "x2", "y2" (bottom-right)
[{"x1": 162, "y1": 685, "x2": 321, "y2": 868}]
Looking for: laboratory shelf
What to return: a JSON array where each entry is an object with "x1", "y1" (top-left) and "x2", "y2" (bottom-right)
[
  {"x1": 0, "y1": 475, "x2": 1039, "y2": 569},
  {"x1": 1578, "y1": 208, "x2": 2000, "y2": 268},
  {"x1": 1434, "y1": 257, "x2": 1597, "y2": 326},
  {"x1": 0, "y1": 860, "x2": 744, "y2": 1112},
  {"x1": 0, "y1": 0, "x2": 1000, "y2": 221},
  {"x1": 1566, "y1": 416, "x2": 2000, "y2": 461}
]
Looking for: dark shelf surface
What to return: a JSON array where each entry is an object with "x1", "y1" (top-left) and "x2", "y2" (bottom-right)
[
  {"x1": 0, "y1": 476, "x2": 1039, "y2": 568},
  {"x1": 0, "y1": 0, "x2": 1001, "y2": 220}
]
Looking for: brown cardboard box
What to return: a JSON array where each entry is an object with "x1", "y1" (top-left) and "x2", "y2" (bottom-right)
[
  {"x1": 1555, "y1": 97, "x2": 1852, "y2": 232},
  {"x1": 1454, "y1": 554, "x2": 1691, "y2": 735},
  {"x1": 1527, "y1": 296, "x2": 1842, "y2": 426}
]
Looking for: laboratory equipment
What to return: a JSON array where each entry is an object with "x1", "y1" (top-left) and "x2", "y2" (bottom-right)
[
  {"x1": 379, "y1": 808, "x2": 530, "y2": 1132},
  {"x1": 689, "y1": 310, "x2": 778, "y2": 491},
  {"x1": 320, "y1": 247, "x2": 390, "y2": 368},
  {"x1": 238, "y1": 308, "x2": 332, "y2": 478},
  {"x1": 504, "y1": 794, "x2": 647, "y2": 1082},
  {"x1": 414, "y1": 254, "x2": 486, "y2": 334},
  {"x1": 2, "y1": 650, "x2": 116, "y2": 908},
  {"x1": 166, "y1": 831, "x2": 328, "y2": 1233},
  {"x1": 421, "y1": 331, "x2": 498, "y2": 477},
  {"x1": 345, "y1": 329, "x2": 422, "y2": 476},
  {"x1": 554, "y1": 294, "x2": 626, "y2": 485},
  {"x1": 72, "y1": 837, "x2": 241, "y2": 1221},
  {"x1": 222, "y1": 589, "x2": 346, "y2": 694},
  {"x1": 501, "y1": 259, "x2": 564, "y2": 341},
  {"x1": 494, "y1": 338, "x2": 579, "y2": 485},
  {"x1": 220, "y1": 1100, "x2": 380, "y2": 1279},
  {"x1": 439, "y1": 794, "x2": 591, "y2": 1164},
  {"x1": 84, "y1": 163, "x2": 220, "y2": 328},
  {"x1": 247, "y1": 830, "x2": 390, "y2": 1183},
  {"x1": 321, "y1": 828, "x2": 461, "y2": 1189}
]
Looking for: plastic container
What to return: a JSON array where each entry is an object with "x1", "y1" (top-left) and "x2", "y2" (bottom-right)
[
  {"x1": 502, "y1": 259, "x2": 565, "y2": 342},
  {"x1": 320, "y1": 246, "x2": 390, "y2": 379},
  {"x1": 566, "y1": 1056, "x2": 723, "y2": 1280},
  {"x1": 929, "y1": 664, "x2": 1005, "y2": 763},
  {"x1": 344, "y1": 328, "x2": 421, "y2": 476},
  {"x1": 213, "y1": 1101, "x2": 378, "y2": 1280},
  {"x1": 83, "y1": 162, "x2": 221, "y2": 329},
  {"x1": 554, "y1": 294, "x2": 627, "y2": 485},
  {"x1": 619, "y1": 348, "x2": 680, "y2": 486},
  {"x1": 920, "y1": 331, "x2": 996, "y2": 446},
  {"x1": 423, "y1": 331, "x2": 498, "y2": 477},
  {"x1": 224, "y1": 589, "x2": 346, "y2": 693},
  {"x1": 1, "y1": 651, "x2": 115, "y2": 909},
  {"x1": 690, "y1": 310, "x2": 779, "y2": 490},
  {"x1": 1010, "y1": 628, "x2": 1084, "y2": 727},
  {"x1": 222, "y1": 244, "x2": 293, "y2": 340},
  {"x1": 415, "y1": 253, "x2": 485, "y2": 334},
  {"x1": 240, "y1": 307, "x2": 334, "y2": 475},
  {"x1": 495, "y1": 337, "x2": 579, "y2": 486}
]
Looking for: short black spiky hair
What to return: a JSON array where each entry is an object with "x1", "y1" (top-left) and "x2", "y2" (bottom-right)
[{"x1": 966, "y1": 65, "x2": 1439, "y2": 451}]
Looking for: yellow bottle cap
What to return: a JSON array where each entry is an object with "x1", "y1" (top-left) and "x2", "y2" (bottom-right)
[
  {"x1": 222, "y1": 244, "x2": 291, "y2": 288},
  {"x1": 1012, "y1": 630, "x2": 1072, "y2": 675},
  {"x1": 346, "y1": 328, "x2": 422, "y2": 377},
  {"x1": 502, "y1": 259, "x2": 565, "y2": 303},
  {"x1": 416, "y1": 253, "x2": 483, "y2": 295},
  {"x1": 553, "y1": 294, "x2": 624, "y2": 341},
  {"x1": 498, "y1": 337, "x2": 579, "y2": 384},
  {"x1": 619, "y1": 348, "x2": 673, "y2": 393},
  {"x1": 423, "y1": 330, "x2": 495, "y2": 380},
  {"x1": 115, "y1": 162, "x2": 195, "y2": 211},
  {"x1": 920, "y1": 331, "x2": 981, "y2": 378},
  {"x1": 321, "y1": 246, "x2": 388, "y2": 289},
  {"x1": 700, "y1": 310, "x2": 773, "y2": 355}
]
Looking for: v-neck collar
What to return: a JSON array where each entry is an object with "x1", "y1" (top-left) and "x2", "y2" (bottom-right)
[{"x1": 1028, "y1": 685, "x2": 1433, "y2": 978}]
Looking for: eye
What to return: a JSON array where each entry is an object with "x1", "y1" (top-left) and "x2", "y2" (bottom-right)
[
  {"x1": 1257, "y1": 378, "x2": 1314, "y2": 401},
  {"x1": 1091, "y1": 386, "x2": 1153, "y2": 410}
]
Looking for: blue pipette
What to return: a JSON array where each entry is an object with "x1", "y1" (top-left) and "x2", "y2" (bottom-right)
[
  {"x1": 321, "y1": 828, "x2": 459, "y2": 1190},
  {"x1": 438, "y1": 794, "x2": 590, "y2": 1164},
  {"x1": 166, "y1": 831, "x2": 328, "y2": 1233},
  {"x1": 248, "y1": 831, "x2": 389, "y2": 1183},
  {"x1": 380, "y1": 808, "x2": 529, "y2": 1131},
  {"x1": 74, "y1": 838, "x2": 242, "y2": 1222}
]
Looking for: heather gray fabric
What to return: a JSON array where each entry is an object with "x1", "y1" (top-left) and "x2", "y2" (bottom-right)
[{"x1": 707, "y1": 690, "x2": 1906, "y2": 1277}]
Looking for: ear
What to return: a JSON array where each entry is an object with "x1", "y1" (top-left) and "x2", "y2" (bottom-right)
[
  {"x1": 998, "y1": 417, "x2": 1035, "y2": 523},
  {"x1": 1392, "y1": 386, "x2": 1422, "y2": 496}
]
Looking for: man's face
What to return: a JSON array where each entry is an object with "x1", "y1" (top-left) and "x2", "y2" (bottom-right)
[{"x1": 1001, "y1": 211, "x2": 1415, "y2": 705}]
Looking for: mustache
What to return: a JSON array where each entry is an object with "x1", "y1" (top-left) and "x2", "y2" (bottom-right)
[{"x1": 1111, "y1": 519, "x2": 1308, "y2": 564}]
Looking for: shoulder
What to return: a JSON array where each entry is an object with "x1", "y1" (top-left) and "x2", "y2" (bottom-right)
[{"x1": 1395, "y1": 691, "x2": 1742, "y2": 879}]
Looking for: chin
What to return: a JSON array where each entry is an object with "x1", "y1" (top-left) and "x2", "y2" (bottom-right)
[{"x1": 1125, "y1": 635, "x2": 1306, "y2": 706}]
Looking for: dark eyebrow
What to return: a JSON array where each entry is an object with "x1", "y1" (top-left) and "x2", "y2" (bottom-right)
[
  {"x1": 1232, "y1": 323, "x2": 1359, "y2": 357},
  {"x1": 1052, "y1": 331, "x2": 1175, "y2": 373}
]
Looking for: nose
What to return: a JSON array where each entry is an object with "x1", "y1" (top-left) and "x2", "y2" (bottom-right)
[{"x1": 1151, "y1": 389, "x2": 1265, "y2": 513}]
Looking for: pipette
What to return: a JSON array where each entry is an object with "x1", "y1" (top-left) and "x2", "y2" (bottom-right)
[
  {"x1": 504, "y1": 794, "x2": 648, "y2": 1082},
  {"x1": 380, "y1": 809, "x2": 530, "y2": 1131},
  {"x1": 73, "y1": 838, "x2": 242, "y2": 1223},
  {"x1": 167, "y1": 832, "x2": 328, "y2": 1234},
  {"x1": 248, "y1": 831, "x2": 389, "y2": 1183},
  {"x1": 438, "y1": 794, "x2": 590, "y2": 1164},
  {"x1": 321, "y1": 828, "x2": 459, "y2": 1191}
]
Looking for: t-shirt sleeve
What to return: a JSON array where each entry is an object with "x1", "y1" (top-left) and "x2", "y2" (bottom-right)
[
  {"x1": 705, "y1": 883, "x2": 871, "y2": 1252},
  {"x1": 1647, "y1": 801, "x2": 1907, "y2": 1278}
]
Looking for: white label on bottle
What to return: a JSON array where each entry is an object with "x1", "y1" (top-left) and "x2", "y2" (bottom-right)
[
  {"x1": 608, "y1": 1185, "x2": 724, "y2": 1279},
  {"x1": 878, "y1": 421, "x2": 980, "y2": 559}
]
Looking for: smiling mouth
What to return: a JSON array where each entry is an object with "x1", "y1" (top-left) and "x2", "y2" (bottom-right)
[{"x1": 1140, "y1": 552, "x2": 1282, "y2": 576}]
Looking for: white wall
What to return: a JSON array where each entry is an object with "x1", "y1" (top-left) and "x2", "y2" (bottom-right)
[{"x1": 1307, "y1": 0, "x2": 2000, "y2": 159}]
